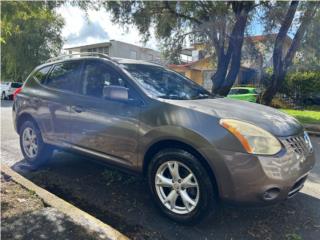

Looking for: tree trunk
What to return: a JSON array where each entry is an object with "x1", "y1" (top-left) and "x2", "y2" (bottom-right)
[
  {"x1": 262, "y1": 68, "x2": 286, "y2": 105},
  {"x1": 211, "y1": 2, "x2": 253, "y2": 96},
  {"x1": 211, "y1": 50, "x2": 230, "y2": 93},
  {"x1": 262, "y1": 1, "x2": 298, "y2": 105},
  {"x1": 262, "y1": 1, "x2": 319, "y2": 105},
  {"x1": 217, "y1": 3, "x2": 252, "y2": 96}
]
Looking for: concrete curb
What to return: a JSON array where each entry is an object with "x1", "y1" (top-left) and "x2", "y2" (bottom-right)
[
  {"x1": 304, "y1": 124, "x2": 320, "y2": 137},
  {"x1": 1, "y1": 163, "x2": 129, "y2": 240}
]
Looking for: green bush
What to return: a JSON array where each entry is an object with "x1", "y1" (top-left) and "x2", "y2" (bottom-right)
[{"x1": 281, "y1": 71, "x2": 320, "y2": 100}]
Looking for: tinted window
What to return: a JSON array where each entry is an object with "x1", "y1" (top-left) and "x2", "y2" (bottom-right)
[
  {"x1": 11, "y1": 82, "x2": 23, "y2": 88},
  {"x1": 45, "y1": 61, "x2": 82, "y2": 91},
  {"x1": 238, "y1": 89, "x2": 249, "y2": 94},
  {"x1": 33, "y1": 66, "x2": 51, "y2": 83},
  {"x1": 82, "y1": 60, "x2": 126, "y2": 98},
  {"x1": 229, "y1": 89, "x2": 238, "y2": 94},
  {"x1": 123, "y1": 64, "x2": 212, "y2": 100}
]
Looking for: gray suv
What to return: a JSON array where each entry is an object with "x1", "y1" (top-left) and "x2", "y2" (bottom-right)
[{"x1": 13, "y1": 53, "x2": 315, "y2": 223}]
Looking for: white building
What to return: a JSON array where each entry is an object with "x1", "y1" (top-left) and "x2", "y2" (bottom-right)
[{"x1": 64, "y1": 40, "x2": 163, "y2": 64}]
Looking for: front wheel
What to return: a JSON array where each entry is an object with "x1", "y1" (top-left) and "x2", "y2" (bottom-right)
[
  {"x1": 19, "y1": 120, "x2": 53, "y2": 168},
  {"x1": 148, "y1": 149, "x2": 217, "y2": 224}
]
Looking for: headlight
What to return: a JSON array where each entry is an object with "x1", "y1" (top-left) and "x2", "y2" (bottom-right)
[{"x1": 220, "y1": 119, "x2": 281, "y2": 155}]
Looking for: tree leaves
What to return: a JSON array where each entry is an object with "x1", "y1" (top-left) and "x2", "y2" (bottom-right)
[{"x1": 1, "y1": 1, "x2": 64, "y2": 82}]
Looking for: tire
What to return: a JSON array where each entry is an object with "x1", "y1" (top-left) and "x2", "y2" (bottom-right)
[
  {"x1": 19, "y1": 120, "x2": 53, "y2": 168},
  {"x1": 1, "y1": 92, "x2": 6, "y2": 100},
  {"x1": 148, "y1": 148, "x2": 217, "y2": 224}
]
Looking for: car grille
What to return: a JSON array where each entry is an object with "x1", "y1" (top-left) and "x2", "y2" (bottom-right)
[{"x1": 281, "y1": 134, "x2": 312, "y2": 157}]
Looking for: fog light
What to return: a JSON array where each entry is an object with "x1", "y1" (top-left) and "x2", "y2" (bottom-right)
[{"x1": 262, "y1": 188, "x2": 280, "y2": 201}]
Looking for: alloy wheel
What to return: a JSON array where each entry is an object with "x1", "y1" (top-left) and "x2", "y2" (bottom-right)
[
  {"x1": 155, "y1": 161, "x2": 200, "y2": 214},
  {"x1": 22, "y1": 127, "x2": 38, "y2": 159}
]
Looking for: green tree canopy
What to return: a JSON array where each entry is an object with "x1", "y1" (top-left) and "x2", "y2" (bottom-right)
[{"x1": 1, "y1": 1, "x2": 64, "y2": 82}]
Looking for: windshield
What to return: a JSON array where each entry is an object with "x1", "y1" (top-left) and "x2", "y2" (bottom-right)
[{"x1": 123, "y1": 64, "x2": 212, "y2": 100}]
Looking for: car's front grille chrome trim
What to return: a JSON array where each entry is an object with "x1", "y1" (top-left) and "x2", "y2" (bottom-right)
[{"x1": 280, "y1": 134, "x2": 312, "y2": 157}]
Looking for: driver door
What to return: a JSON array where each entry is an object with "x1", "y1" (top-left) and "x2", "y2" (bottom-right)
[{"x1": 69, "y1": 59, "x2": 141, "y2": 167}]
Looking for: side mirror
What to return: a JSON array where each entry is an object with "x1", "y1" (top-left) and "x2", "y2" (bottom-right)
[{"x1": 103, "y1": 85, "x2": 128, "y2": 101}]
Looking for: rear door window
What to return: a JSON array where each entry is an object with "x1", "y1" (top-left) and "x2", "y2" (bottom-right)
[{"x1": 44, "y1": 61, "x2": 82, "y2": 92}]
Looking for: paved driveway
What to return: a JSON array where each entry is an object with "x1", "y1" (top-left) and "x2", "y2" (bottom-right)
[{"x1": 1, "y1": 100, "x2": 320, "y2": 240}]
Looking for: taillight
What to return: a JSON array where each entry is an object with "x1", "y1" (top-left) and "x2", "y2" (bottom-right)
[{"x1": 13, "y1": 87, "x2": 22, "y2": 100}]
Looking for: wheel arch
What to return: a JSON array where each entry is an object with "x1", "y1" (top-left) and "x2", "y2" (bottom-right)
[{"x1": 16, "y1": 113, "x2": 40, "y2": 134}]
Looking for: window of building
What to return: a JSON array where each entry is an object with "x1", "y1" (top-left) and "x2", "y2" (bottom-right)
[
  {"x1": 103, "y1": 47, "x2": 109, "y2": 54},
  {"x1": 130, "y1": 50, "x2": 137, "y2": 59}
]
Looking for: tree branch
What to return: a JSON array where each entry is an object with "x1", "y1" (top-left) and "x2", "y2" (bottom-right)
[
  {"x1": 163, "y1": 1, "x2": 202, "y2": 25},
  {"x1": 284, "y1": 2, "x2": 319, "y2": 69},
  {"x1": 273, "y1": 0, "x2": 299, "y2": 67}
]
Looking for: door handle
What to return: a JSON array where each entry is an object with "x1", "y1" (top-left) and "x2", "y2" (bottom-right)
[{"x1": 71, "y1": 105, "x2": 84, "y2": 113}]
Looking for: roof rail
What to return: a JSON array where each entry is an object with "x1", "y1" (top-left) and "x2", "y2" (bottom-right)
[{"x1": 45, "y1": 52, "x2": 113, "y2": 63}]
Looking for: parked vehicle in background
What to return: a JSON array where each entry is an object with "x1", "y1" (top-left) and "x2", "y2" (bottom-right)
[
  {"x1": 12, "y1": 53, "x2": 315, "y2": 224},
  {"x1": 227, "y1": 87, "x2": 258, "y2": 102},
  {"x1": 1, "y1": 82, "x2": 23, "y2": 100}
]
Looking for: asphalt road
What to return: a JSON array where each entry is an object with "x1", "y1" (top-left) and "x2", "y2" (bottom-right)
[{"x1": 1, "y1": 100, "x2": 320, "y2": 240}]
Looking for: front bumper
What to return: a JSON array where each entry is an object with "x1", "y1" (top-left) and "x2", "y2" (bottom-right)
[{"x1": 210, "y1": 135, "x2": 315, "y2": 205}]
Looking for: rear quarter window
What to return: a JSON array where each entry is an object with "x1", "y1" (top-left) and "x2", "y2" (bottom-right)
[{"x1": 33, "y1": 66, "x2": 52, "y2": 84}]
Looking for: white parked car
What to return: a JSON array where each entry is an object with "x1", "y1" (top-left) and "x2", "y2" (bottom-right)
[{"x1": 1, "y1": 82, "x2": 23, "y2": 100}]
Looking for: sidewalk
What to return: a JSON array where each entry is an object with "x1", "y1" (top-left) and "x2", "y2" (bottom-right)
[{"x1": 1, "y1": 165, "x2": 129, "y2": 240}]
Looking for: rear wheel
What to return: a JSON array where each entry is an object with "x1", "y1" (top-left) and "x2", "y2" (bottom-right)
[
  {"x1": 1, "y1": 92, "x2": 6, "y2": 100},
  {"x1": 19, "y1": 120, "x2": 53, "y2": 168},
  {"x1": 148, "y1": 149, "x2": 217, "y2": 224}
]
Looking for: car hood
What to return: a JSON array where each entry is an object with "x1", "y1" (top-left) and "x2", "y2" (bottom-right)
[{"x1": 163, "y1": 97, "x2": 303, "y2": 137}]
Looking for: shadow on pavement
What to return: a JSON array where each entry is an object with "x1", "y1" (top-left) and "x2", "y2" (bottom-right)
[
  {"x1": 1, "y1": 207, "x2": 101, "y2": 240},
  {"x1": 12, "y1": 150, "x2": 320, "y2": 240}
]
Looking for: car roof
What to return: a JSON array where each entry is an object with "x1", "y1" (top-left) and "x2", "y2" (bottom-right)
[{"x1": 36, "y1": 56, "x2": 162, "y2": 71}]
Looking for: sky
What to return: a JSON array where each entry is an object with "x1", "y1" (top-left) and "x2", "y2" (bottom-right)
[
  {"x1": 57, "y1": 5, "x2": 159, "y2": 50},
  {"x1": 57, "y1": 5, "x2": 266, "y2": 52}
]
